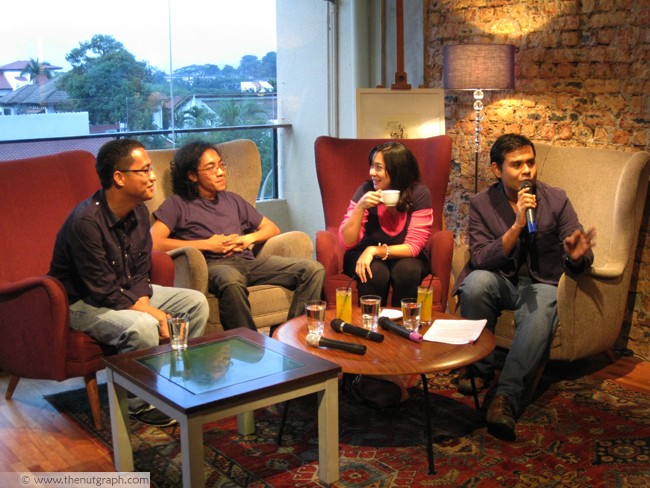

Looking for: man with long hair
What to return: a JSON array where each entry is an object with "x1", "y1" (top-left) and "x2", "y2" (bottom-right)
[{"x1": 150, "y1": 140, "x2": 324, "y2": 331}]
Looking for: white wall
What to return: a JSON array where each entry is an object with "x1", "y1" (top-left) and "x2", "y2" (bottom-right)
[
  {"x1": 0, "y1": 112, "x2": 89, "y2": 141},
  {"x1": 384, "y1": 0, "x2": 424, "y2": 88},
  {"x1": 272, "y1": 0, "x2": 423, "y2": 246},
  {"x1": 275, "y1": 0, "x2": 332, "y2": 240}
]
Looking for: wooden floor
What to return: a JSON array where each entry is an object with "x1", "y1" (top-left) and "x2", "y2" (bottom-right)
[{"x1": 0, "y1": 356, "x2": 648, "y2": 473}]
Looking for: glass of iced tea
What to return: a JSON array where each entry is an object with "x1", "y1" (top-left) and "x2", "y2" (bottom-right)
[{"x1": 417, "y1": 286, "x2": 434, "y2": 325}]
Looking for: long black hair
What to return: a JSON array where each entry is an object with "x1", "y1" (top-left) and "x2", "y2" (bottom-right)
[
  {"x1": 368, "y1": 141, "x2": 421, "y2": 212},
  {"x1": 171, "y1": 140, "x2": 217, "y2": 200}
]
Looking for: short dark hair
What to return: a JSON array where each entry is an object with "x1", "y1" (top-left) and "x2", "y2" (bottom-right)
[
  {"x1": 172, "y1": 140, "x2": 218, "y2": 201},
  {"x1": 369, "y1": 141, "x2": 421, "y2": 212},
  {"x1": 490, "y1": 134, "x2": 536, "y2": 171},
  {"x1": 96, "y1": 139, "x2": 145, "y2": 189}
]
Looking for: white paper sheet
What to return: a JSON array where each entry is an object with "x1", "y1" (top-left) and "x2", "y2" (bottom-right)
[{"x1": 423, "y1": 319, "x2": 487, "y2": 344}]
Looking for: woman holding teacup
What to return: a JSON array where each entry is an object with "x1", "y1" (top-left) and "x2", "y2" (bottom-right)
[{"x1": 338, "y1": 141, "x2": 433, "y2": 308}]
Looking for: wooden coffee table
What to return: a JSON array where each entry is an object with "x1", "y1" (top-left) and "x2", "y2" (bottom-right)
[
  {"x1": 104, "y1": 328, "x2": 342, "y2": 487},
  {"x1": 274, "y1": 308, "x2": 495, "y2": 474}
]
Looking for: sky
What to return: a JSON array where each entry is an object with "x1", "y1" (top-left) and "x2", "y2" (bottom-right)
[{"x1": 1, "y1": 0, "x2": 276, "y2": 73}]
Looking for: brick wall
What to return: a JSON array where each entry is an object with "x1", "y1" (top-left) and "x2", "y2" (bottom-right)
[{"x1": 423, "y1": 0, "x2": 650, "y2": 358}]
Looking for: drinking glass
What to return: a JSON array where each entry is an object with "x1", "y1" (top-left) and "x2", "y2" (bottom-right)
[
  {"x1": 401, "y1": 298, "x2": 421, "y2": 331},
  {"x1": 335, "y1": 287, "x2": 353, "y2": 323},
  {"x1": 168, "y1": 312, "x2": 189, "y2": 350},
  {"x1": 417, "y1": 286, "x2": 434, "y2": 325},
  {"x1": 359, "y1": 295, "x2": 381, "y2": 332},
  {"x1": 305, "y1": 300, "x2": 326, "y2": 336}
]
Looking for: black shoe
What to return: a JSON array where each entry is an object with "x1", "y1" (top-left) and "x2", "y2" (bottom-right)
[
  {"x1": 486, "y1": 394, "x2": 516, "y2": 441},
  {"x1": 457, "y1": 375, "x2": 486, "y2": 395},
  {"x1": 131, "y1": 407, "x2": 177, "y2": 427},
  {"x1": 127, "y1": 398, "x2": 155, "y2": 416}
]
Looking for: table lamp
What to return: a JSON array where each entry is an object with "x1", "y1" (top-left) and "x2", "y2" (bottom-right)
[{"x1": 443, "y1": 44, "x2": 515, "y2": 193}]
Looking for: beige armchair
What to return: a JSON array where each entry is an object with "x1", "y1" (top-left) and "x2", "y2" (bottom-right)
[
  {"x1": 147, "y1": 139, "x2": 314, "y2": 333},
  {"x1": 451, "y1": 143, "x2": 650, "y2": 363}
]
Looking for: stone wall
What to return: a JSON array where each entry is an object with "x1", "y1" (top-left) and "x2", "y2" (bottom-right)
[{"x1": 422, "y1": 0, "x2": 649, "y2": 358}]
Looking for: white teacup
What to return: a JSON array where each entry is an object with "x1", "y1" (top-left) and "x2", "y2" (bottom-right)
[{"x1": 381, "y1": 190, "x2": 400, "y2": 206}]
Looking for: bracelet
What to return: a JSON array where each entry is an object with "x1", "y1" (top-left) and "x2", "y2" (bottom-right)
[{"x1": 380, "y1": 243, "x2": 389, "y2": 261}]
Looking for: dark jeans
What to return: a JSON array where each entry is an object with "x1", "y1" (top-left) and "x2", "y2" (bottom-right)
[
  {"x1": 458, "y1": 270, "x2": 558, "y2": 416},
  {"x1": 207, "y1": 255, "x2": 325, "y2": 331}
]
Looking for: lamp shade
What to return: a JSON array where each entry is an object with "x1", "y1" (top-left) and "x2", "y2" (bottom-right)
[{"x1": 443, "y1": 44, "x2": 515, "y2": 90}]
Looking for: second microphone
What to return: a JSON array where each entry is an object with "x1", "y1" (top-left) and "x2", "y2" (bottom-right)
[{"x1": 331, "y1": 319, "x2": 385, "y2": 342}]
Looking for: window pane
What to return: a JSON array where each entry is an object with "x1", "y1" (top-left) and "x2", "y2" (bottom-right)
[{"x1": 0, "y1": 0, "x2": 278, "y2": 199}]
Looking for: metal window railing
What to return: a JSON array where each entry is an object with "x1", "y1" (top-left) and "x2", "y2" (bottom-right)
[{"x1": 0, "y1": 123, "x2": 291, "y2": 200}]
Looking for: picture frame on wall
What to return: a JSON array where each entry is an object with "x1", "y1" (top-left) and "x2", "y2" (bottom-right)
[{"x1": 356, "y1": 88, "x2": 446, "y2": 139}]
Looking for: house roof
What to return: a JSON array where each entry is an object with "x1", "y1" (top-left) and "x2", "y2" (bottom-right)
[
  {"x1": 0, "y1": 78, "x2": 68, "y2": 105},
  {"x1": 0, "y1": 72, "x2": 12, "y2": 90},
  {"x1": 0, "y1": 60, "x2": 62, "y2": 71}
]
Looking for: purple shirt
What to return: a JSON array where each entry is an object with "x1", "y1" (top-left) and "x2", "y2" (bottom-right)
[
  {"x1": 453, "y1": 180, "x2": 593, "y2": 294},
  {"x1": 153, "y1": 192, "x2": 264, "y2": 260}
]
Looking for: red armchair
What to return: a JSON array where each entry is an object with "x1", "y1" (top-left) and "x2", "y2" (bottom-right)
[
  {"x1": 314, "y1": 135, "x2": 453, "y2": 311},
  {"x1": 0, "y1": 150, "x2": 175, "y2": 431}
]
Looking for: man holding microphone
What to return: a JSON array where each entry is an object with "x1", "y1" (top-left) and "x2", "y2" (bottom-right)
[{"x1": 453, "y1": 133, "x2": 595, "y2": 441}]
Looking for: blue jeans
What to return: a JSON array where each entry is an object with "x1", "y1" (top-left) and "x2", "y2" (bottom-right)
[
  {"x1": 207, "y1": 255, "x2": 325, "y2": 331},
  {"x1": 69, "y1": 284, "x2": 209, "y2": 354},
  {"x1": 458, "y1": 270, "x2": 558, "y2": 416}
]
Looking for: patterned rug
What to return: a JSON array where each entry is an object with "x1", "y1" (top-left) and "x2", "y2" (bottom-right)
[{"x1": 45, "y1": 368, "x2": 650, "y2": 487}]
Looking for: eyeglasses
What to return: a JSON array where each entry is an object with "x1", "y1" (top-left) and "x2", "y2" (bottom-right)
[
  {"x1": 197, "y1": 162, "x2": 227, "y2": 174},
  {"x1": 117, "y1": 165, "x2": 154, "y2": 175}
]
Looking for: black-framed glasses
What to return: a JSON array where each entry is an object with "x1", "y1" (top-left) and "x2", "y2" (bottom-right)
[
  {"x1": 197, "y1": 162, "x2": 227, "y2": 174},
  {"x1": 117, "y1": 165, "x2": 154, "y2": 175}
]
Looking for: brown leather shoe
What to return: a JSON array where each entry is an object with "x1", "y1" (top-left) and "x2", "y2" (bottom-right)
[
  {"x1": 486, "y1": 394, "x2": 516, "y2": 441},
  {"x1": 457, "y1": 375, "x2": 485, "y2": 395}
]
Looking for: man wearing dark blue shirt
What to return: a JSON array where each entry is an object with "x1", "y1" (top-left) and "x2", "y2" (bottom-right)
[
  {"x1": 49, "y1": 139, "x2": 209, "y2": 426},
  {"x1": 453, "y1": 134, "x2": 595, "y2": 441}
]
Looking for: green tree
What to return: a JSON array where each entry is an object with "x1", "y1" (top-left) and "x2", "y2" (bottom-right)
[
  {"x1": 260, "y1": 52, "x2": 277, "y2": 79},
  {"x1": 178, "y1": 105, "x2": 217, "y2": 128},
  {"x1": 238, "y1": 55, "x2": 260, "y2": 79},
  {"x1": 57, "y1": 34, "x2": 155, "y2": 129},
  {"x1": 216, "y1": 99, "x2": 268, "y2": 126},
  {"x1": 20, "y1": 58, "x2": 52, "y2": 84}
]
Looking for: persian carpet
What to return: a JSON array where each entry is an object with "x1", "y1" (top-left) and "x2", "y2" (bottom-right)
[{"x1": 45, "y1": 368, "x2": 650, "y2": 487}]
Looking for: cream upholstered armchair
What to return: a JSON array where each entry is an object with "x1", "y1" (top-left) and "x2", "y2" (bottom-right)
[
  {"x1": 147, "y1": 139, "x2": 314, "y2": 333},
  {"x1": 451, "y1": 143, "x2": 650, "y2": 363}
]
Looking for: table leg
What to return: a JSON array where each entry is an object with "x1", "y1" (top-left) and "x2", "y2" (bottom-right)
[
  {"x1": 275, "y1": 400, "x2": 291, "y2": 445},
  {"x1": 180, "y1": 416, "x2": 205, "y2": 488},
  {"x1": 470, "y1": 377, "x2": 480, "y2": 410},
  {"x1": 317, "y1": 377, "x2": 339, "y2": 484},
  {"x1": 106, "y1": 371, "x2": 134, "y2": 472},
  {"x1": 237, "y1": 411, "x2": 255, "y2": 436},
  {"x1": 420, "y1": 374, "x2": 436, "y2": 475}
]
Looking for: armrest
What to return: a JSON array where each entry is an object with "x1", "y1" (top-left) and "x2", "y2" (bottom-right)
[
  {"x1": 0, "y1": 276, "x2": 69, "y2": 380},
  {"x1": 428, "y1": 229, "x2": 454, "y2": 313},
  {"x1": 257, "y1": 231, "x2": 314, "y2": 259},
  {"x1": 151, "y1": 250, "x2": 175, "y2": 287},
  {"x1": 589, "y1": 263, "x2": 625, "y2": 279},
  {"x1": 555, "y1": 271, "x2": 625, "y2": 361},
  {"x1": 316, "y1": 229, "x2": 344, "y2": 277},
  {"x1": 167, "y1": 247, "x2": 209, "y2": 294}
]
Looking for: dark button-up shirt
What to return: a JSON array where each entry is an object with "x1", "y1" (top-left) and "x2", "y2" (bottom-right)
[{"x1": 49, "y1": 190, "x2": 153, "y2": 309}]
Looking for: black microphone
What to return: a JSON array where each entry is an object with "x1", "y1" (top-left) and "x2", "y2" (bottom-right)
[
  {"x1": 520, "y1": 180, "x2": 537, "y2": 234},
  {"x1": 330, "y1": 319, "x2": 385, "y2": 342},
  {"x1": 306, "y1": 333, "x2": 367, "y2": 355},
  {"x1": 378, "y1": 317, "x2": 423, "y2": 343}
]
